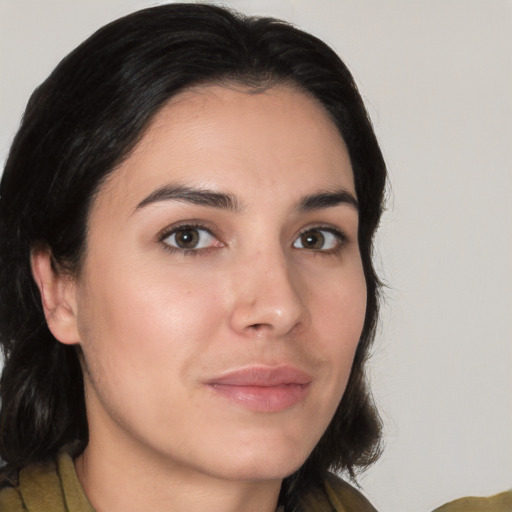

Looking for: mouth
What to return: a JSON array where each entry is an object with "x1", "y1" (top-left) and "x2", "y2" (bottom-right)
[{"x1": 205, "y1": 365, "x2": 312, "y2": 413}]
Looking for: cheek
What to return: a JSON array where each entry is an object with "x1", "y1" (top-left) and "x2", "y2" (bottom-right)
[
  {"x1": 307, "y1": 265, "x2": 367, "y2": 387},
  {"x1": 310, "y1": 266, "x2": 367, "y2": 343},
  {"x1": 76, "y1": 261, "x2": 227, "y2": 394}
]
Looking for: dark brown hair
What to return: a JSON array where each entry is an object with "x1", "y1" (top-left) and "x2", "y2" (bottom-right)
[{"x1": 0, "y1": 4, "x2": 386, "y2": 509}]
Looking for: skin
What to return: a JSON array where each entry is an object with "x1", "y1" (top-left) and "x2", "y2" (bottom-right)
[{"x1": 33, "y1": 84, "x2": 367, "y2": 512}]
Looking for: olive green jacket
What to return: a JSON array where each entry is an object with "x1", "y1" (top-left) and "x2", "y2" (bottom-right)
[
  {"x1": 0, "y1": 452, "x2": 93, "y2": 512},
  {"x1": 431, "y1": 491, "x2": 512, "y2": 512},
  {"x1": 0, "y1": 451, "x2": 511, "y2": 511},
  {"x1": 0, "y1": 451, "x2": 375, "y2": 512}
]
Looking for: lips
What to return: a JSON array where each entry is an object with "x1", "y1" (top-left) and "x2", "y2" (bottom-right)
[{"x1": 206, "y1": 366, "x2": 312, "y2": 413}]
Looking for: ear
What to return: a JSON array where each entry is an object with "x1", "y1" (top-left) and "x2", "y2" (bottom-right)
[{"x1": 31, "y1": 247, "x2": 81, "y2": 345}]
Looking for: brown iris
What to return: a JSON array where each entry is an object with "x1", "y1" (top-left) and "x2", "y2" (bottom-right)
[
  {"x1": 299, "y1": 230, "x2": 325, "y2": 250},
  {"x1": 174, "y1": 229, "x2": 200, "y2": 248}
]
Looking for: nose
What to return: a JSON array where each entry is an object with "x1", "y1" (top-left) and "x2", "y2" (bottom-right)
[{"x1": 228, "y1": 248, "x2": 309, "y2": 338}]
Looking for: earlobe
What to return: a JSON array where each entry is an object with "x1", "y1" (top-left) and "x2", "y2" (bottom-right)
[{"x1": 31, "y1": 247, "x2": 81, "y2": 345}]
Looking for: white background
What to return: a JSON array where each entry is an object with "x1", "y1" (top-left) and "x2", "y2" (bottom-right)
[{"x1": 1, "y1": 1, "x2": 511, "y2": 511}]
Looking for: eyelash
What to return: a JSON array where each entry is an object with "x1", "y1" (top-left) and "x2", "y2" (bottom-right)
[
  {"x1": 158, "y1": 223, "x2": 348, "y2": 256},
  {"x1": 158, "y1": 223, "x2": 218, "y2": 256},
  {"x1": 293, "y1": 226, "x2": 348, "y2": 256}
]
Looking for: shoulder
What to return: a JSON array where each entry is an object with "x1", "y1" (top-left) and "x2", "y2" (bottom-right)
[
  {"x1": 0, "y1": 457, "x2": 60, "y2": 512},
  {"x1": 432, "y1": 489, "x2": 512, "y2": 512},
  {"x1": 0, "y1": 469, "x2": 23, "y2": 512},
  {"x1": 298, "y1": 472, "x2": 378, "y2": 512},
  {"x1": 0, "y1": 450, "x2": 93, "y2": 512},
  {"x1": 323, "y1": 473, "x2": 378, "y2": 512}
]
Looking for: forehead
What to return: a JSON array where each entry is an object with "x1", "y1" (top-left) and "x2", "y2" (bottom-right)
[{"x1": 96, "y1": 84, "x2": 354, "y2": 214}]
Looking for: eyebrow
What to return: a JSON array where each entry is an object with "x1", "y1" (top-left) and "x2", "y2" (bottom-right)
[
  {"x1": 136, "y1": 184, "x2": 244, "y2": 213},
  {"x1": 135, "y1": 184, "x2": 358, "y2": 214},
  {"x1": 295, "y1": 189, "x2": 359, "y2": 212}
]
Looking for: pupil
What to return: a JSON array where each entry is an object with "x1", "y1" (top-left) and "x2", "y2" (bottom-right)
[
  {"x1": 176, "y1": 229, "x2": 198, "y2": 248},
  {"x1": 302, "y1": 231, "x2": 324, "y2": 249}
]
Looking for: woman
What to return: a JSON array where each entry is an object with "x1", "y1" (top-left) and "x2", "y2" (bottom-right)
[{"x1": 1, "y1": 3, "x2": 381, "y2": 511}]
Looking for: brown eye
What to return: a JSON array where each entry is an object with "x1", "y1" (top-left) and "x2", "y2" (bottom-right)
[
  {"x1": 174, "y1": 229, "x2": 199, "y2": 248},
  {"x1": 299, "y1": 230, "x2": 325, "y2": 250},
  {"x1": 293, "y1": 228, "x2": 343, "y2": 251},
  {"x1": 163, "y1": 227, "x2": 216, "y2": 250}
]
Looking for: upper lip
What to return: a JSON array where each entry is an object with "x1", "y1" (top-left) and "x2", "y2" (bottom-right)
[{"x1": 206, "y1": 365, "x2": 312, "y2": 387}]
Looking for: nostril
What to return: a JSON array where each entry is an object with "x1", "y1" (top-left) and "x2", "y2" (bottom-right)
[
  {"x1": 230, "y1": 285, "x2": 308, "y2": 338},
  {"x1": 246, "y1": 323, "x2": 277, "y2": 335}
]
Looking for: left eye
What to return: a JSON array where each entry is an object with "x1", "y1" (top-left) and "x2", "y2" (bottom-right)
[
  {"x1": 293, "y1": 228, "x2": 342, "y2": 251},
  {"x1": 163, "y1": 227, "x2": 216, "y2": 250}
]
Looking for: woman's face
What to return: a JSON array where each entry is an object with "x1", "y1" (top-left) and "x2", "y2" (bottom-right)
[{"x1": 72, "y1": 84, "x2": 366, "y2": 481}]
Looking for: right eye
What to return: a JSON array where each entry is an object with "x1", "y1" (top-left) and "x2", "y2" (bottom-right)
[{"x1": 162, "y1": 226, "x2": 218, "y2": 252}]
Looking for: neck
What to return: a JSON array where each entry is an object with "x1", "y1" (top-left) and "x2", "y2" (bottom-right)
[{"x1": 75, "y1": 434, "x2": 282, "y2": 512}]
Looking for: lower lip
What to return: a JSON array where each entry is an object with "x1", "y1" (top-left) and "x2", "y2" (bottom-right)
[{"x1": 208, "y1": 383, "x2": 309, "y2": 412}]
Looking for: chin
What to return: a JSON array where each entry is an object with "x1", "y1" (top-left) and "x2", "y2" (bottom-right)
[
  {"x1": 204, "y1": 438, "x2": 312, "y2": 482},
  {"x1": 216, "y1": 459, "x2": 304, "y2": 483}
]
